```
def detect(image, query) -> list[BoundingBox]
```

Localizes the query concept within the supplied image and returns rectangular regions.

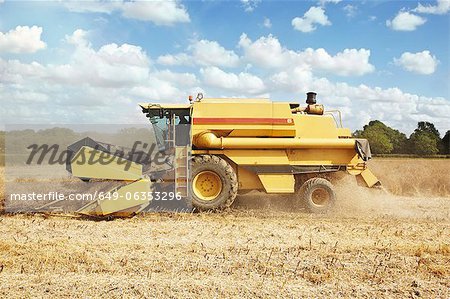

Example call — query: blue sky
[0,0,449,134]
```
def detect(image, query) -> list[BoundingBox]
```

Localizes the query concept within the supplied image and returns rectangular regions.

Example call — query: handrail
[324,110,343,128]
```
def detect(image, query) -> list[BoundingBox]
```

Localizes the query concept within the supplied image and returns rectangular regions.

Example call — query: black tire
[298,177,336,213]
[190,155,238,211]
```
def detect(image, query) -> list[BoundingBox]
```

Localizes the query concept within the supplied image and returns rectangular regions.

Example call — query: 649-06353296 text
[8,191,182,202]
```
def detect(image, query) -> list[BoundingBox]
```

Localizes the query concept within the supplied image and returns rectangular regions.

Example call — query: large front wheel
[190,155,238,211]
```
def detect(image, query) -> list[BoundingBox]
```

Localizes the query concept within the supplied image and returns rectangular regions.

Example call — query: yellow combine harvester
[68,92,379,217]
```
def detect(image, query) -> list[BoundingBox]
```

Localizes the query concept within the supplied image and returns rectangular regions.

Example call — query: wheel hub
[311,188,330,207]
[193,171,223,201]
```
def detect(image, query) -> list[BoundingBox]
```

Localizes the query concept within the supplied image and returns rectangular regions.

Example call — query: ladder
[171,112,191,199]
[174,146,190,198]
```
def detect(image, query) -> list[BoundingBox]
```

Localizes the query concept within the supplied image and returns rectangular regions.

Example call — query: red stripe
[193,117,294,125]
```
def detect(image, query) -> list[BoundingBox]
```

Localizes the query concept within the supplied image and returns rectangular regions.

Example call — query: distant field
[0,159,449,298]
[0,166,4,210]
[372,154,450,160]
[370,158,450,197]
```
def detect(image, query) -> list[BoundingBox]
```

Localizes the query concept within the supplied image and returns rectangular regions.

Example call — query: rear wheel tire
[298,177,336,213]
[190,155,238,211]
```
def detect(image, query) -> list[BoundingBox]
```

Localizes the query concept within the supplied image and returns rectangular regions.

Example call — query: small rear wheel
[298,177,336,213]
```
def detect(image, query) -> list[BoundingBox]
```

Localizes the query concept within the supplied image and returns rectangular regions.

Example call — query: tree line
[0,127,154,165]
[354,121,450,156]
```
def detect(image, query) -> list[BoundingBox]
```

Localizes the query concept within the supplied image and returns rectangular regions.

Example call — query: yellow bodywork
[70,146,143,181]
[69,146,151,217]
[359,168,380,188]
[258,174,295,193]
[77,178,152,217]
[186,98,379,192]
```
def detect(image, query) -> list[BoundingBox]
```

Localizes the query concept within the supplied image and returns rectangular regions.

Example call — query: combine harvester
[67,92,379,217]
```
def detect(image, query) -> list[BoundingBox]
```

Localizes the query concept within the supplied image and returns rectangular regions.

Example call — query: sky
[0,0,449,135]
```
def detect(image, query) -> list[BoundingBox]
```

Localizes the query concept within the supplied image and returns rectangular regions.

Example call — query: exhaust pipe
[306,92,317,105]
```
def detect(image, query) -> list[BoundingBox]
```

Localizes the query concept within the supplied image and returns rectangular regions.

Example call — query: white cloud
[241,0,261,12]
[413,0,450,15]
[64,1,120,14]
[263,17,272,28]
[238,34,289,69]
[128,73,200,103]
[0,28,204,124]
[157,39,239,68]
[386,11,426,31]
[47,29,151,87]
[3,44,448,132]
[65,0,190,26]
[156,53,192,66]
[65,29,89,46]
[200,66,265,95]
[343,4,357,18]
[238,33,374,76]
[394,50,439,75]
[1,30,150,88]
[0,26,46,54]
[121,1,190,25]
[191,40,240,67]
[268,66,449,133]
[270,66,315,93]
[318,0,341,6]
[292,6,331,32]
[155,70,198,87]
[301,48,375,76]
[4,90,49,104]
[0,29,448,135]
[95,43,150,68]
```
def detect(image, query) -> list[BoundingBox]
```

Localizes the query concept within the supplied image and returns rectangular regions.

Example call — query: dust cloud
[234,159,450,220]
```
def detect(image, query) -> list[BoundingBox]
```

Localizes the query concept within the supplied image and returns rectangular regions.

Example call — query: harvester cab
[66,92,380,217]
[143,103,192,149]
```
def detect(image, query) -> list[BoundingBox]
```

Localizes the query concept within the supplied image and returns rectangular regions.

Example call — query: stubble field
[0,159,449,298]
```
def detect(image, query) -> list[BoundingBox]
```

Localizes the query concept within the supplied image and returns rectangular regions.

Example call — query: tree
[354,120,407,154]
[409,132,439,155]
[409,122,440,156]
[360,129,393,154]
[442,130,450,155]
[416,121,440,139]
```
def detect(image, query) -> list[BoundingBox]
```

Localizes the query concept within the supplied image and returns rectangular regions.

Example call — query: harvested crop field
[0,159,449,298]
